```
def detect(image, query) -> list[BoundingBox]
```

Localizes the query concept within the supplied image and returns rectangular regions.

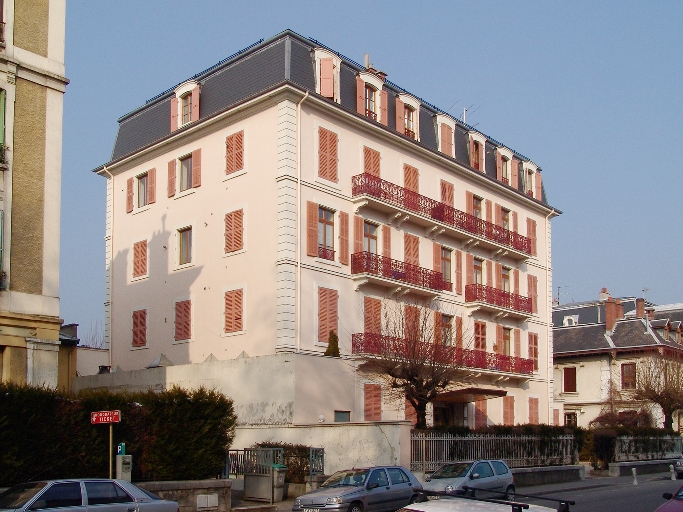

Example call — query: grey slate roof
[553,324,611,353]
[100,30,553,208]
[552,297,654,327]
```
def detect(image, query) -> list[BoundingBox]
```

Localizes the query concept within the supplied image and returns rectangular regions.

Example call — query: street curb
[527,483,613,495]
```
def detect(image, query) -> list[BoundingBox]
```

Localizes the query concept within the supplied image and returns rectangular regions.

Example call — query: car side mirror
[663,493,674,500]
[367,483,379,490]
[470,473,479,480]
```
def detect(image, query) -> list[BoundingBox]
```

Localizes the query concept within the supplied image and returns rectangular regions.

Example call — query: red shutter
[440,181,454,206]
[318,288,329,343]
[379,90,388,126]
[132,309,147,347]
[339,212,349,265]
[512,211,518,233]
[364,296,381,334]
[395,97,404,133]
[226,131,244,175]
[466,191,474,216]
[433,242,441,272]
[191,149,201,188]
[364,147,380,177]
[485,200,492,223]
[404,234,419,266]
[513,269,519,295]
[434,312,443,345]
[486,260,492,287]
[455,250,463,294]
[190,86,200,122]
[225,209,244,253]
[329,289,338,338]
[528,274,538,313]
[170,97,178,131]
[441,124,453,157]
[495,324,503,354]
[514,329,521,357]
[174,300,192,341]
[404,165,419,193]
[535,171,543,201]
[466,253,474,286]
[133,240,147,277]
[494,204,502,227]
[318,127,329,180]
[126,178,134,213]
[356,76,365,115]
[320,58,334,98]
[553,409,560,426]
[148,168,156,204]
[167,160,176,197]
[354,215,364,254]
[503,396,514,426]
[224,289,243,333]
[455,316,463,348]
[382,225,391,258]
[474,399,487,428]
[511,158,519,189]
[405,305,420,340]
[527,218,537,255]
[495,263,502,290]
[364,383,382,421]
[529,397,539,425]
[307,202,318,257]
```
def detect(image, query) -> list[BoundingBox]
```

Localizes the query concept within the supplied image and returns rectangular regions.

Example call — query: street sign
[91,410,121,424]
[117,443,126,455]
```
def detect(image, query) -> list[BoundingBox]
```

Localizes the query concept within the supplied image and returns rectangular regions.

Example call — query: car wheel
[348,502,363,512]
[505,485,515,501]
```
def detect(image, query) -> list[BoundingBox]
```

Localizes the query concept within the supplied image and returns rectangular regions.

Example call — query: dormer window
[181,94,192,125]
[469,132,486,172]
[357,72,387,125]
[395,94,420,141]
[404,106,415,138]
[436,114,455,157]
[365,85,377,120]
[501,157,509,184]
[171,80,200,131]
[525,170,534,196]
[472,141,481,170]
[315,49,341,102]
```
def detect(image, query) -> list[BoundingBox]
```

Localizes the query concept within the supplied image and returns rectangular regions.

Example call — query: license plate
[303,509,320,512]
[427,496,440,501]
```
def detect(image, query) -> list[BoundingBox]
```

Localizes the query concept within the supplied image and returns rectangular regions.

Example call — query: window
[334,410,351,422]
[565,412,578,426]
[132,309,147,348]
[225,130,244,175]
[473,258,483,285]
[133,240,148,278]
[318,287,338,343]
[85,482,132,505]
[363,146,380,177]
[29,483,82,510]
[178,227,192,265]
[367,469,389,487]
[404,106,415,139]
[441,315,453,346]
[501,328,511,356]
[472,462,494,479]
[501,267,510,293]
[364,222,378,254]
[563,316,578,326]
[472,141,481,170]
[224,209,244,254]
[621,362,636,390]
[387,468,411,484]
[491,461,509,475]
[473,197,483,219]
[474,321,486,351]
[174,299,192,341]
[441,247,452,284]
[365,85,377,120]
[529,333,539,370]
[364,383,382,421]
[224,289,243,334]
[318,127,338,182]
[501,157,509,184]
[564,367,577,393]
[501,208,510,231]
[528,397,539,424]
[179,155,193,191]
[181,94,192,125]
[318,208,334,260]
[137,173,148,207]
[525,170,534,196]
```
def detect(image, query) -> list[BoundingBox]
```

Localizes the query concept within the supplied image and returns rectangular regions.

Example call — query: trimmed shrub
[324,331,340,357]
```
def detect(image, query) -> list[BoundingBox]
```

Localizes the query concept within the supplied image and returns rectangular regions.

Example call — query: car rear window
[29,482,82,510]
[0,482,48,509]
[85,482,133,505]
[387,468,410,484]
[491,461,509,475]
[430,463,472,479]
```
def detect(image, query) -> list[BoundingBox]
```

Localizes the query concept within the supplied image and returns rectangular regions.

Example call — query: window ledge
[221,330,246,338]
[131,346,148,351]
[174,262,195,272]
[133,205,151,215]
[174,189,196,200]
[223,169,247,181]
[314,341,330,348]
[561,392,579,396]
[224,248,247,258]
[173,338,192,345]
[315,257,341,268]
[131,275,148,283]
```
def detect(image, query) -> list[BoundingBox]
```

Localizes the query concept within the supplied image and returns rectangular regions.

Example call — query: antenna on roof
[556,285,569,306]
[642,287,649,300]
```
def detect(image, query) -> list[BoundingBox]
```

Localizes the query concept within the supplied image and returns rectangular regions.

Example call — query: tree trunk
[414,401,428,430]
[664,410,674,431]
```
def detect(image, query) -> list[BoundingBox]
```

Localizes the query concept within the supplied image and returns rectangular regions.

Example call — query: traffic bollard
[671,465,676,481]
[632,467,638,485]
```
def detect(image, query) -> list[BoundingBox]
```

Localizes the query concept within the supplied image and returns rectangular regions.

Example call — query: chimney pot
[636,298,645,319]
[645,307,655,321]
[599,288,611,301]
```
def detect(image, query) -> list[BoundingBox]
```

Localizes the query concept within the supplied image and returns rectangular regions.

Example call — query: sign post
[91,410,122,478]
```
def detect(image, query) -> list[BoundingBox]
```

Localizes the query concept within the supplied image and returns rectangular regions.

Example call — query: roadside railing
[615,436,683,462]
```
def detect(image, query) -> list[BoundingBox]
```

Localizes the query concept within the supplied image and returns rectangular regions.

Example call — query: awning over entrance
[434,387,508,403]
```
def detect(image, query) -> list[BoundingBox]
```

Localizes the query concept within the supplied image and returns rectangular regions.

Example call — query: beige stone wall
[11,78,46,295]
[14,0,50,57]
[2,345,26,384]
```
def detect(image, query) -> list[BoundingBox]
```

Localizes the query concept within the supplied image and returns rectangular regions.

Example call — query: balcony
[352,332,535,376]
[318,245,335,261]
[404,128,415,139]
[365,109,377,121]
[465,283,533,319]
[352,173,532,259]
[351,251,451,295]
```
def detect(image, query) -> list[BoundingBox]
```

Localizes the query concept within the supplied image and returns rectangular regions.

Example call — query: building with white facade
[86,31,560,431]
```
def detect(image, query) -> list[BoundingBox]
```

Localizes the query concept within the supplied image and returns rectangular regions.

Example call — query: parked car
[421,460,514,499]
[657,484,683,511]
[0,479,178,512]
[292,466,422,512]
[674,453,683,479]
[397,494,556,512]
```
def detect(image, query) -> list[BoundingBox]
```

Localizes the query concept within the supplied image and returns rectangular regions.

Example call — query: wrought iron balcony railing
[351,251,451,293]
[352,173,532,255]
[352,332,535,375]
[404,128,415,139]
[465,283,533,315]
[318,245,335,261]
[365,109,377,121]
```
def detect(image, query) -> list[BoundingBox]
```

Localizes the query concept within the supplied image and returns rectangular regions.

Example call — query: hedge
[0,383,237,487]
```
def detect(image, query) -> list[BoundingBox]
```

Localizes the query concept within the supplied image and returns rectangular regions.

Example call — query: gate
[229,448,284,503]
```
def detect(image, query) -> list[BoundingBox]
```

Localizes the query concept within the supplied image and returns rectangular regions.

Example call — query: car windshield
[430,463,473,479]
[0,482,48,509]
[321,470,369,487]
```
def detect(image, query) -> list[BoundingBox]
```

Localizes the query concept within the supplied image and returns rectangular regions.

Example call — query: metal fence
[225,447,324,483]
[410,431,575,472]
[615,436,683,462]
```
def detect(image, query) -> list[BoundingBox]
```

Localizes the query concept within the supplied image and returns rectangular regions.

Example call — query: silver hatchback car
[421,460,514,499]
[293,466,423,512]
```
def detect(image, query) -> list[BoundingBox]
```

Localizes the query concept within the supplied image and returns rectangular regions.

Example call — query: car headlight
[326,497,343,505]
[677,461,683,466]
[294,499,301,507]
[445,485,454,492]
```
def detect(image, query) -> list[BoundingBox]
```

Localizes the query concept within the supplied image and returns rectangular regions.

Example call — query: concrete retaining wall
[511,465,585,487]
[608,459,679,477]
[136,480,231,512]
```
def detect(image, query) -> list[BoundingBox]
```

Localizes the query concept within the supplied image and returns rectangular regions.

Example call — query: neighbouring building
[83,30,559,436]
[0,0,71,390]
[553,289,683,429]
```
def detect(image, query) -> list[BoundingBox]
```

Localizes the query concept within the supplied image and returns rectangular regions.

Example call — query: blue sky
[61,1,683,336]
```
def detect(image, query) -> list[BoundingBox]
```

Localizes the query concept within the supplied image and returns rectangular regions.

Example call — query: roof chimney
[364,53,370,69]
[645,307,655,321]
[636,298,645,319]
[599,287,611,301]
[605,298,617,332]
[616,299,624,322]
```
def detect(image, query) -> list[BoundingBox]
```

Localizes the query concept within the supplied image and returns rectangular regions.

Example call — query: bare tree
[632,356,683,430]
[354,297,471,429]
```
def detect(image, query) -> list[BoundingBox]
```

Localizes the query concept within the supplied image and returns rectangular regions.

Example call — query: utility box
[272,464,287,503]
[116,455,132,481]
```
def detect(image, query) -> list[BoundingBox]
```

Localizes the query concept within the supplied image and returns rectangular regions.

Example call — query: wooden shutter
[529,398,539,425]
[564,367,577,393]
[320,58,334,98]
[466,253,474,286]
[553,409,560,426]
[513,269,519,295]
[495,324,503,354]
[486,260,493,287]
[307,202,318,257]
[474,399,487,428]
[405,305,420,340]
[395,97,404,133]
[126,178,134,213]
[512,211,518,233]
[455,250,463,294]
[382,225,391,258]
[527,218,537,255]
[495,263,502,290]
[356,76,365,115]
[528,274,538,313]
[405,400,417,425]
[433,242,441,272]
[455,316,463,348]
[191,148,201,188]
[364,383,382,421]
[224,289,243,333]
[133,240,147,277]
[379,90,388,126]
[170,97,178,131]
[496,151,503,181]
[354,215,364,254]
[440,123,453,157]
[494,204,502,227]
[174,300,191,341]
[132,309,147,347]
[167,160,176,197]
[404,164,419,193]
[465,191,474,216]
[535,171,543,201]
[503,396,515,426]
[318,287,339,343]
[468,135,475,167]
[190,86,200,122]
[339,212,349,265]
[148,168,156,204]
[225,209,244,253]
[514,328,521,357]
[404,234,419,266]
[364,146,380,177]
[434,312,443,344]
[440,180,454,206]
[226,130,244,175]
[485,200,492,223]
[364,296,381,334]
[511,158,520,189]
[318,128,338,182]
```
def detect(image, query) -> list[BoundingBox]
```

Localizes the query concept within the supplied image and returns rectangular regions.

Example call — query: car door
[490,461,513,490]
[85,481,137,512]
[385,468,414,509]
[27,482,85,512]
[469,462,500,492]
[365,469,392,512]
